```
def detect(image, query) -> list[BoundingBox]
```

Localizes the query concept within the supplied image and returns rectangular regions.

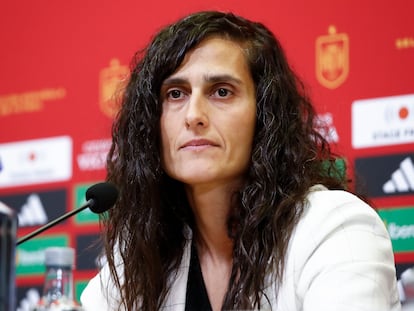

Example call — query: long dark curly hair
[103,10,347,310]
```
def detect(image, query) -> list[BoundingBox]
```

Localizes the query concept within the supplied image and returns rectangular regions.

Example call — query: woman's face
[160,37,256,188]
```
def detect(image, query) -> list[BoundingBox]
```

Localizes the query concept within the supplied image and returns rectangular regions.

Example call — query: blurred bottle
[34,247,83,311]
[0,201,17,311]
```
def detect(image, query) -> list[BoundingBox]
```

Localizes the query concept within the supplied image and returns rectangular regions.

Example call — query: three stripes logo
[383,157,414,194]
[18,194,48,226]
[0,189,67,228]
[355,153,414,197]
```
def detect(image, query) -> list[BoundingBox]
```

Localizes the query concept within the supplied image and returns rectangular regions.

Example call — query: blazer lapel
[160,237,192,311]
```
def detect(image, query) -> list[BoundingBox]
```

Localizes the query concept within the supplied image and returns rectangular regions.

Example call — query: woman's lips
[180,139,218,149]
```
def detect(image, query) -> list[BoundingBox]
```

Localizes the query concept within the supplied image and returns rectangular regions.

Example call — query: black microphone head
[85,182,118,213]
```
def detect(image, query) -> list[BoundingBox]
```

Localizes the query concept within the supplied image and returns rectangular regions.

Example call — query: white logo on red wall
[0,136,72,188]
[352,94,414,148]
[77,138,111,171]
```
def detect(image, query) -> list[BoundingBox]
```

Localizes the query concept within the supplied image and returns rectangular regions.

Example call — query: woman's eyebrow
[204,74,242,85]
[162,74,243,87]
[162,77,188,86]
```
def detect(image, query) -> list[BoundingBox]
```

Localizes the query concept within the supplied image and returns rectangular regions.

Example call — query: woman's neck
[185,182,236,261]
[185,182,236,311]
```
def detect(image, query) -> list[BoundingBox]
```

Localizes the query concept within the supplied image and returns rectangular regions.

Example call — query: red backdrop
[1,0,413,307]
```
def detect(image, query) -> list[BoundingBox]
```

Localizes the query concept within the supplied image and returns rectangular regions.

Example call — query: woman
[81,11,401,311]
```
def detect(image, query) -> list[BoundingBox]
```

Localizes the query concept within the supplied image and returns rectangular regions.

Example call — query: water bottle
[34,247,83,311]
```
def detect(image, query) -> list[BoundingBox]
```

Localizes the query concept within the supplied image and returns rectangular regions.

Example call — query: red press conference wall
[1,0,413,307]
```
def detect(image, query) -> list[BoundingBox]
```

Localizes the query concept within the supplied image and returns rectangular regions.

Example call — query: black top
[185,243,213,311]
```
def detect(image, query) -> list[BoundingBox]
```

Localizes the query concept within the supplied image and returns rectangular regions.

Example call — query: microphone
[16,182,118,246]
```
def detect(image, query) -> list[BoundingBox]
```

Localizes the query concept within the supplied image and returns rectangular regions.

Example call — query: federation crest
[315,26,349,89]
[99,58,129,118]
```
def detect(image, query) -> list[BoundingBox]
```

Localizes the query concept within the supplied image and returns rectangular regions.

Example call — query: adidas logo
[17,194,48,227]
[383,157,414,193]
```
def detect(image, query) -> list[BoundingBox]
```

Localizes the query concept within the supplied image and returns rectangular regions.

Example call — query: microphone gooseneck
[16,182,118,246]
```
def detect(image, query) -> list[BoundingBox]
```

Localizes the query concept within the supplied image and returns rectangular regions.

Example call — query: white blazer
[81,185,401,310]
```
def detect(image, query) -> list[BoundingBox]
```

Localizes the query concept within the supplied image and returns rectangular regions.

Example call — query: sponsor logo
[0,136,72,188]
[0,87,66,117]
[18,194,48,226]
[383,157,414,194]
[315,112,339,143]
[355,153,414,197]
[315,25,349,89]
[0,189,67,228]
[76,138,111,171]
[378,207,414,253]
[74,183,100,224]
[99,58,128,118]
[15,235,69,276]
[352,94,414,148]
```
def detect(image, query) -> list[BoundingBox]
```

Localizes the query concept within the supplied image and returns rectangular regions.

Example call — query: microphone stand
[16,198,94,246]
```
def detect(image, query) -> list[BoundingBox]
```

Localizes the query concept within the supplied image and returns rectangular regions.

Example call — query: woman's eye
[168,89,182,99]
[216,88,230,97]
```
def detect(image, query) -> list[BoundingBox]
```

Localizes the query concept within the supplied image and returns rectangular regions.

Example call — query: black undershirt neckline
[185,242,213,311]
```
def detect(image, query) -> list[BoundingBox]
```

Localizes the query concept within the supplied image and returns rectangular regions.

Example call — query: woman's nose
[185,93,209,129]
